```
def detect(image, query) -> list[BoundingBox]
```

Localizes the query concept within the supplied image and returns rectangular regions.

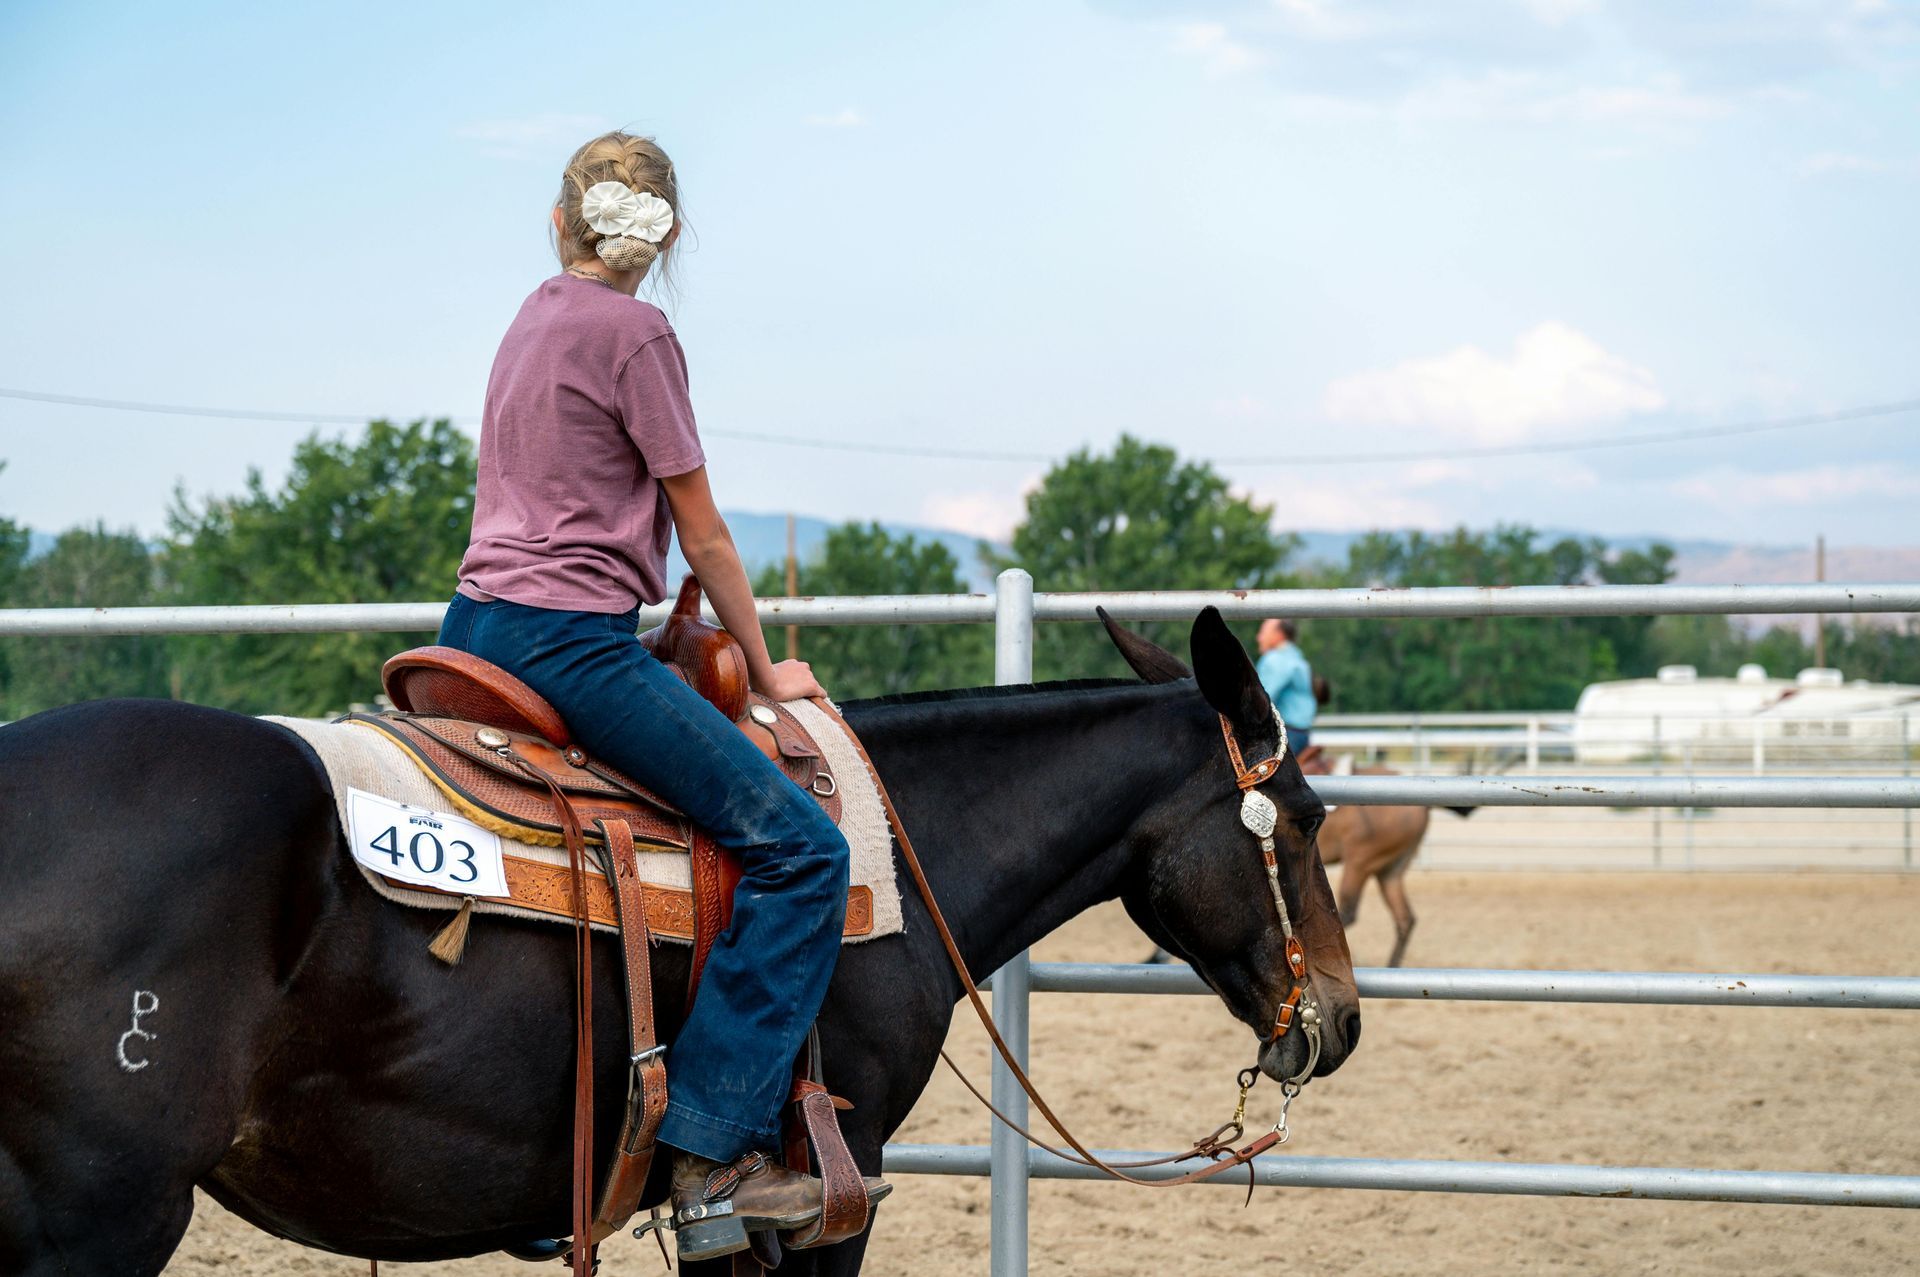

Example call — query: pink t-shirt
[458,274,705,612]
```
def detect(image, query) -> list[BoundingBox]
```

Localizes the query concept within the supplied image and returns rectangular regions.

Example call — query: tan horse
[1298,746,1475,968]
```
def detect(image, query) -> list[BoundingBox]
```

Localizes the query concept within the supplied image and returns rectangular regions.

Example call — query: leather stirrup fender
[590,817,670,1243]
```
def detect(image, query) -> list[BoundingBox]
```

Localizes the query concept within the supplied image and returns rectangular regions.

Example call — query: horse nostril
[1339,1008,1362,1050]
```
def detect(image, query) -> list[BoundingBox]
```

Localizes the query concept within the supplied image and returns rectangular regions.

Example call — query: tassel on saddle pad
[427,896,475,965]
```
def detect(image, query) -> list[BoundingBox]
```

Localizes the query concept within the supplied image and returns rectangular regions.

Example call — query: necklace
[565,266,618,290]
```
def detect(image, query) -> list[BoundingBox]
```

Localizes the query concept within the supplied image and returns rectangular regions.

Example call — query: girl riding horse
[440,130,887,1261]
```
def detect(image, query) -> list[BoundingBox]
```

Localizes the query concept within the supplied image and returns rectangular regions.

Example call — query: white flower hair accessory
[580,181,674,244]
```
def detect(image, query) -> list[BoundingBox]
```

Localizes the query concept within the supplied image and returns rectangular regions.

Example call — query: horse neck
[845,681,1201,981]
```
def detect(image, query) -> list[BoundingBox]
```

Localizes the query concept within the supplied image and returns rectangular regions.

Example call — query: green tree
[754,522,991,697]
[165,419,475,715]
[0,466,28,605]
[1645,614,1753,675]
[988,435,1296,679]
[1825,619,1920,684]
[0,524,170,717]
[0,470,29,705]
[1303,526,1677,712]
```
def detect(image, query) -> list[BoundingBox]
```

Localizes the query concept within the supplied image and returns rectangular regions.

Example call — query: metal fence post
[1651,716,1663,869]
[1904,715,1913,870]
[1682,742,1695,868]
[990,569,1034,1277]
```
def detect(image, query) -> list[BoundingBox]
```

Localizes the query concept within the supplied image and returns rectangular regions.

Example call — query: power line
[1219,398,1920,465]
[1,385,1914,468]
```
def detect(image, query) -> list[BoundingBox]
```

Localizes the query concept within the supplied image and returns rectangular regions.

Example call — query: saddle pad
[266,706,903,946]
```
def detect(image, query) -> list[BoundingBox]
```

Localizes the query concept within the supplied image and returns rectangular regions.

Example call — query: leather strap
[805,698,1285,1187]
[505,755,598,1273]
[688,830,741,999]
[590,818,670,1243]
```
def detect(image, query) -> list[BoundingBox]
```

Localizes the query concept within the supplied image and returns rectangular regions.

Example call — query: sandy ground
[165,873,1920,1276]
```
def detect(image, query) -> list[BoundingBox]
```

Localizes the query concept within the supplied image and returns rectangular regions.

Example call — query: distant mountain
[1287,528,1803,572]
[14,516,1914,602]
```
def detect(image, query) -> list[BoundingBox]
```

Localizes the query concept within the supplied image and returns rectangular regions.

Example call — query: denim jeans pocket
[438,593,479,650]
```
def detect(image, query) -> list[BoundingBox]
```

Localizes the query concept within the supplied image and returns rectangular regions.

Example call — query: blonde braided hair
[554,132,681,278]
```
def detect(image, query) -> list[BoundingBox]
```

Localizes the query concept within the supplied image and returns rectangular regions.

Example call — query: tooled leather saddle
[362,575,871,1270]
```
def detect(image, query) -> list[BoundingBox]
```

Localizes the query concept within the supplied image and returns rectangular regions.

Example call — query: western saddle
[363,576,869,1271]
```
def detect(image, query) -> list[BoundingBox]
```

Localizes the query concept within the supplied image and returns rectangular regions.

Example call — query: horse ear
[1189,606,1272,728]
[1097,606,1191,683]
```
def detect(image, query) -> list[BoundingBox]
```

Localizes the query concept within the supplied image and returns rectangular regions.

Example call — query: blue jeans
[439,593,851,1162]
[1287,725,1312,754]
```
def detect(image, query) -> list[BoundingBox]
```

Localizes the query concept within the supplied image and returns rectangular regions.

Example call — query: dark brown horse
[0,609,1359,1275]
[1298,746,1475,968]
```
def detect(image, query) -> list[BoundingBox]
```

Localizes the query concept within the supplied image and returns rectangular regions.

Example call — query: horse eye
[1298,814,1325,840]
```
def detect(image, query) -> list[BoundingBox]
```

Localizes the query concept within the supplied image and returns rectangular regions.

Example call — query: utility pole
[1814,533,1827,669]
[785,512,800,662]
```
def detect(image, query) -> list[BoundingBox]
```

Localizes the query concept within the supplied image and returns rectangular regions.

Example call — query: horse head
[1099,606,1362,1083]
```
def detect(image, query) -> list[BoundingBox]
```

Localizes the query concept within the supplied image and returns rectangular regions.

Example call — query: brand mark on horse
[115,990,159,1073]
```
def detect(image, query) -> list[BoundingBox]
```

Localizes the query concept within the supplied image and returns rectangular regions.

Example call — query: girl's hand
[757,659,828,704]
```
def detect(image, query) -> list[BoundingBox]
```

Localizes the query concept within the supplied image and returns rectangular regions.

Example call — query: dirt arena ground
[166,873,1920,1276]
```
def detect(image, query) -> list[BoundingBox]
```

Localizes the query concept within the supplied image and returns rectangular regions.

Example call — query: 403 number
[366,825,481,884]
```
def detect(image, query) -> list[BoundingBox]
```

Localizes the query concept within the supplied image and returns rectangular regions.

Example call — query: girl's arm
[660,466,826,703]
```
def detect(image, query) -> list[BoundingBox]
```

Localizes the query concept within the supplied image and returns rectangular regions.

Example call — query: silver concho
[749,704,779,727]
[1239,789,1278,838]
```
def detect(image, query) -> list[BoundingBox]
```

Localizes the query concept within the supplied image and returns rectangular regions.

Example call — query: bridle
[1219,710,1323,1109]
[807,698,1330,1189]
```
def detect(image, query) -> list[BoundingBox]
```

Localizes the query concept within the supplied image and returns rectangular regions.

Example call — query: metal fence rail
[7,573,1919,1274]
[1308,775,1920,807]
[1005,963,1920,1009]
[3,580,1918,636]
[883,1144,1920,1208]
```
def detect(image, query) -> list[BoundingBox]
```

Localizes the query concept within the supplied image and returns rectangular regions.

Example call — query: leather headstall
[1218,711,1322,1082]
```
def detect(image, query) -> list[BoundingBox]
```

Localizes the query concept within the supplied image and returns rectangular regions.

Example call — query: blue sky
[2,0,1916,551]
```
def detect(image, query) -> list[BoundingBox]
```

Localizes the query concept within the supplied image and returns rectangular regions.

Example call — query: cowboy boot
[669,1150,890,1259]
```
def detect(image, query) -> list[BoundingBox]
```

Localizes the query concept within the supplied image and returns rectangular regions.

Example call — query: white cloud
[1403,459,1476,487]
[1518,0,1599,26]
[1256,466,1457,532]
[921,482,1038,542]
[1547,462,1601,490]
[1322,321,1666,443]
[1172,23,1266,78]
[456,113,612,159]
[1267,0,1374,41]
[804,108,866,128]
[1799,151,1914,178]
[1672,463,1920,510]
[1397,71,1734,127]
[1212,393,1267,420]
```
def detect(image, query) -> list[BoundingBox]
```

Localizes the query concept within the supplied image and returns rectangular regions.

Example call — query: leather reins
[811,698,1323,1186]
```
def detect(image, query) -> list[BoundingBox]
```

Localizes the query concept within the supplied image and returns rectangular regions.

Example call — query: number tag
[346,788,508,897]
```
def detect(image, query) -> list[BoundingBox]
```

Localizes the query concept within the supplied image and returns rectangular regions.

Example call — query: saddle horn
[639,574,751,723]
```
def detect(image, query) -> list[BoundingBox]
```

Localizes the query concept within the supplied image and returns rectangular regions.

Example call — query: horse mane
[843,677,1147,711]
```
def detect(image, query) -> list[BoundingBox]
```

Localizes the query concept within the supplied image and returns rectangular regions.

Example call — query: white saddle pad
[266,704,903,946]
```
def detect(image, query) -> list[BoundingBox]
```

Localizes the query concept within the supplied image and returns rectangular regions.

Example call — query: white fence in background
[5,577,1920,1275]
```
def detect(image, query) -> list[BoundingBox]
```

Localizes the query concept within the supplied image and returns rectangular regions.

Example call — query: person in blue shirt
[1255,617,1316,751]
